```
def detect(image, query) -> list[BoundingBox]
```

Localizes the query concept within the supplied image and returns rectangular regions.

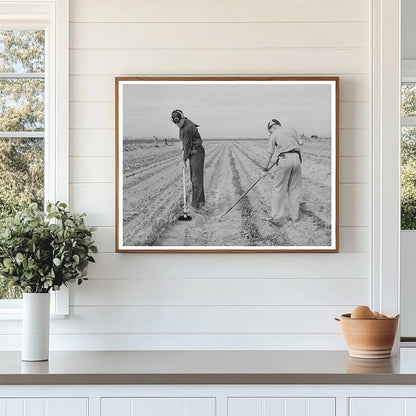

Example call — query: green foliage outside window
[402,84,416,230]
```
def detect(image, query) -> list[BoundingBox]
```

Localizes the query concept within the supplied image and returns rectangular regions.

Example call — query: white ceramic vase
[22,292,50,361]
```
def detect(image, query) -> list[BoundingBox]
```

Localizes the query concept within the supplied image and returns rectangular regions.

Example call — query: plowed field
[122,138,332,248]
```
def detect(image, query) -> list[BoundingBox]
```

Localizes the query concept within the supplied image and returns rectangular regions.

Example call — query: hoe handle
[182,165,187,213]
[221,158,279,217]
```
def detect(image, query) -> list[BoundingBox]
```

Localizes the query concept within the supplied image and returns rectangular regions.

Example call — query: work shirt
[180,118,202,161]
[267,126,300,156]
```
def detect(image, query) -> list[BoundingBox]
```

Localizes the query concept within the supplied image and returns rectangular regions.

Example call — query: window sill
[0,287,69,317]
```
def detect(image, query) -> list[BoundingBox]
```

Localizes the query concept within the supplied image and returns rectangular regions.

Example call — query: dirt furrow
[123,143,222,218]
[121,139,333,248]
[231,144,290,246]
[153,143,245,246]
[123,143,225,246]
[123,144,222,191]
[227,145,262,244]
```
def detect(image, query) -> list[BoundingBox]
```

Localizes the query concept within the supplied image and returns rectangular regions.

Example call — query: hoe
[178,164,192,221]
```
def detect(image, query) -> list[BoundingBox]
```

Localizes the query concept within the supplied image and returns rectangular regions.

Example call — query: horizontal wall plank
[69,74,369,103]
[69,128,370,158]
[70,22,369,50]
[59,306,351,334]
[339,227,369,253]
[69,102,368,130]
[70,76,115,102]
[0,333,347,351]
[339,129,369,157]
[70,129,115,157]
[340,76,369,102]
[70,0,369,23]
[92,226,369,254]
[70,49,369,75]
[339,102,369,129]
[71,278,368,306]
[0,305,352,335]
[339,183,369,227]
[69,183,114,226]
[70,103,113,129]
[339,156,369,183]
[70,156,115,183]
[92,227,115,253]
[86,252,369,279]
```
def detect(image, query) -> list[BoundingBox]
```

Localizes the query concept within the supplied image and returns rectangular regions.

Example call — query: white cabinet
[101,398,215,416]
[5,385,416,416]
[228,397,335,416]
[0,398,88,416]
[349,398,416,416]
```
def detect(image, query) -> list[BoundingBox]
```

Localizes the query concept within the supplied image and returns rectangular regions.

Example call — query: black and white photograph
[116,77,338,252]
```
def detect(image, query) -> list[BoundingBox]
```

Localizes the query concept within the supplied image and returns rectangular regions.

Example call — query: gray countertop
[2,349,416,385]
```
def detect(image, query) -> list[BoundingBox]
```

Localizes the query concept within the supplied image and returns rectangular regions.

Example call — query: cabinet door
[0,398,88,416]
[350,398,416,416]
[101,398,215,416]
[228,398,335,416]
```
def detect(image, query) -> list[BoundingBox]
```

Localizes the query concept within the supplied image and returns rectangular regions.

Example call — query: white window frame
[0,0,69,317]
[371,0,401,327]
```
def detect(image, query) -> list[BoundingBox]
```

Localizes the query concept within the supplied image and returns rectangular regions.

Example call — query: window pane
[0,137,44,217]
[0,138,44,300]
[401,127,416,230]
[402,83,416,117]
[0,78,44,131]
[0,30,45,73]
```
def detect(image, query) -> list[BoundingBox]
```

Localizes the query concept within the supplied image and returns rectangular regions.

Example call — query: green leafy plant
[0,202,97,293]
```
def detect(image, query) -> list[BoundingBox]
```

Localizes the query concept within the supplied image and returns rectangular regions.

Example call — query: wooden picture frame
[115,77,339,253]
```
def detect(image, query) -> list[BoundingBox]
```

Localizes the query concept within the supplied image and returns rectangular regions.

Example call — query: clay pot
[336,313,399,359]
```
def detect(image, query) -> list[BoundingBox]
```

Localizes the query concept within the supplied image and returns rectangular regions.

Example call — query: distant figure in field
[154,136,158,147]
[262,119,303,225]
[171,109,205,210]
[165,138,168,146]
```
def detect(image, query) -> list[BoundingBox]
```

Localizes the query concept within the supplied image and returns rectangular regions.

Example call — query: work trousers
[271,153,302,221]
[189,145,205,207]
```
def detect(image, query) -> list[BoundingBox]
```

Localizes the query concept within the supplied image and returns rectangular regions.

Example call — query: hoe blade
[178,214,192,221]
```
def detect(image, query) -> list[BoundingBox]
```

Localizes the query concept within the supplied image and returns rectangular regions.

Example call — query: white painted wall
[1,0,374,350]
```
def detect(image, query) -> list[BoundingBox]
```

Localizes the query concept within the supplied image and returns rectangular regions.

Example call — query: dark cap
[267,119,281,129]
[171,109,184,123]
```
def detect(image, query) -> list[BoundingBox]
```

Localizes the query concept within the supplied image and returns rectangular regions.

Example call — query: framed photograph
[115,77,339,253]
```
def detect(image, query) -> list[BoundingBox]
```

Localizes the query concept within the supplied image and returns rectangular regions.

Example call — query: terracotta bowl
[337,313,399,359]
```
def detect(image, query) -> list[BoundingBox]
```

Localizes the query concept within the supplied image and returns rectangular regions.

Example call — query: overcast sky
[122,82,333,139]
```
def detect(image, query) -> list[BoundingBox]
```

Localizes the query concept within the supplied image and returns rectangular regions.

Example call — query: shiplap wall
[57,0,371,350]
